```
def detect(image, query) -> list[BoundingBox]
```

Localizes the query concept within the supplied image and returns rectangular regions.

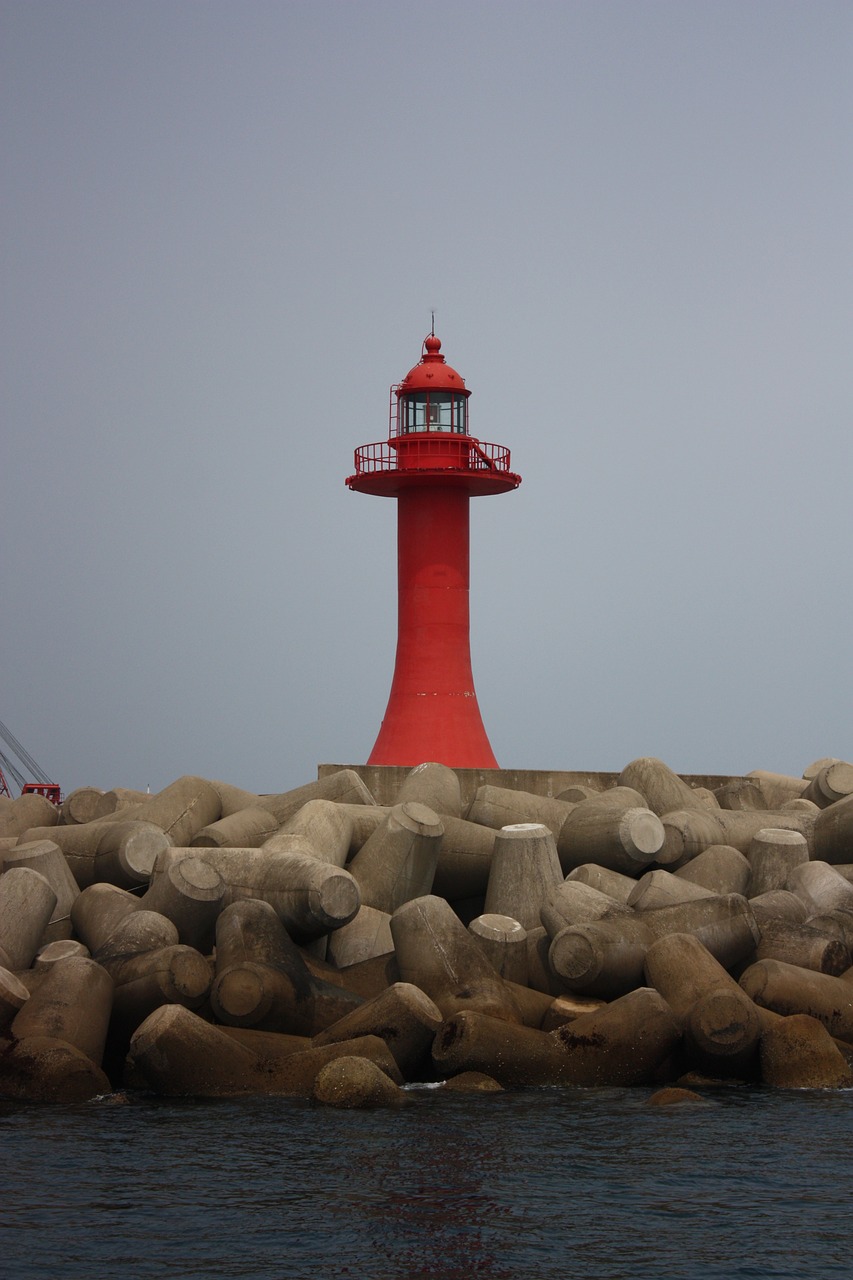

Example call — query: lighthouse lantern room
[346,331,521,768]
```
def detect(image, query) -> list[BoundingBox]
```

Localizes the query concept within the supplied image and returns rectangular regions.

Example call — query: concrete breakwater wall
[1,756,853,1106]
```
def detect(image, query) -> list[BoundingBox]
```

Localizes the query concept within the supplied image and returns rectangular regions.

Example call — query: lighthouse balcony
[349,435,515,478]
[346,434,521,496]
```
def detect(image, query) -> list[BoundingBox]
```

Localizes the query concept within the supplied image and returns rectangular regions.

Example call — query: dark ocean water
[1,1084,851,1280]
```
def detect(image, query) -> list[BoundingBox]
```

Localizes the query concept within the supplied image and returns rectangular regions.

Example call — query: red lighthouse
[346,331,521,768]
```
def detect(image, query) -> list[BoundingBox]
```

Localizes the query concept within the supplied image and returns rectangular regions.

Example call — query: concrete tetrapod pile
[2,757,853,1105]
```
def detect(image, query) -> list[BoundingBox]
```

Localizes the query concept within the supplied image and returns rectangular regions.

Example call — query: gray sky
[2,1,850,796]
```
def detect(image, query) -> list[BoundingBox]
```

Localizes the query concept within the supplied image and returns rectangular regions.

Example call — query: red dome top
[397,334,470,396]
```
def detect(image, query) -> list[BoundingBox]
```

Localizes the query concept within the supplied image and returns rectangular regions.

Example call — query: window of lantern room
[399,393,467,434]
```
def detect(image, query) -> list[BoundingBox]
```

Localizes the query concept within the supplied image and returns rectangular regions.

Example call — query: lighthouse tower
[346,331,521,768]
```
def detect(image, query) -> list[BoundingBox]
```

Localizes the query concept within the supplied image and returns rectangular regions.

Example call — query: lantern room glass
[399,392,467,434]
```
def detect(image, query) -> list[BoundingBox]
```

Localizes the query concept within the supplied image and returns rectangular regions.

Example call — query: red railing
[352,437,514,476]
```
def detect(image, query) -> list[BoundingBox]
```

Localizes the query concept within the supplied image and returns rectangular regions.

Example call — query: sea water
[1,1085,851,1279]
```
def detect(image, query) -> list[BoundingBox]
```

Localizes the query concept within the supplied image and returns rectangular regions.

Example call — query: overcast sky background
[2,1,850,796]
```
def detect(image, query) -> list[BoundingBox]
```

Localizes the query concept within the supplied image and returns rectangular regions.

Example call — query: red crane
[346,330,521,768]
[0,719,62,805]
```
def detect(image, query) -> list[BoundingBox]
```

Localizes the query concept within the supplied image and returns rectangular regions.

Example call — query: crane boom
[0,719,53,783]
[0,719,61,804]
